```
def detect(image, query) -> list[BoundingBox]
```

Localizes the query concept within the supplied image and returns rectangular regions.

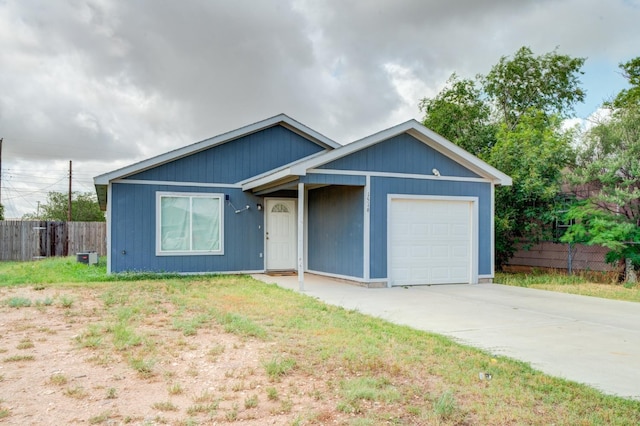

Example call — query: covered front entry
[265,198,297,270]
[388,196,477,286]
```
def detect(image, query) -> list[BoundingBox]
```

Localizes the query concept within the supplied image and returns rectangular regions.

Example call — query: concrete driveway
[253,274,640,400]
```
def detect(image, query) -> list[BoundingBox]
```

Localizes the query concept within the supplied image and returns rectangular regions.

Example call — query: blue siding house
[94,114,511,286]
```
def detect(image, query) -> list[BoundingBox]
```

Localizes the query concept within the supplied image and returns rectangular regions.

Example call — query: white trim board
[155,191,225,257]
[307,168,492,183]
[290,120,511,185]
[106,183,113,274]
[363,175,371,281]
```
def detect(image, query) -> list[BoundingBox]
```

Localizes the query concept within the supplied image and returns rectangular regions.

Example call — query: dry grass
[0,258,639,424]
[496,270,640,302]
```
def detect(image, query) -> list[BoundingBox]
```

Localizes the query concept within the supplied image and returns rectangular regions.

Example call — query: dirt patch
[0,287,345,425]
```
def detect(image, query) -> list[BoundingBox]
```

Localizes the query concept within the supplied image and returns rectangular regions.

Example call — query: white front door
[266,199,297,270]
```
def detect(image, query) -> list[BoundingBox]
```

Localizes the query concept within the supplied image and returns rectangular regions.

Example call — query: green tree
[562,59,640,271]
[491,111,576,265]
[419,73,497,158]
[0,203,4,220]
[23,191,105,222]
[611,57,640,108]
[483,46,586,129]
[420,46,585,267]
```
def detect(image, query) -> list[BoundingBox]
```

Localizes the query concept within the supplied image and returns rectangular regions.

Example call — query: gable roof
[242,119,512,191]
[94,114,340,208]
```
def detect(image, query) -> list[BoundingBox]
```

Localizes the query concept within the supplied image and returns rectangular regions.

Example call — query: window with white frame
[156,192,223,255]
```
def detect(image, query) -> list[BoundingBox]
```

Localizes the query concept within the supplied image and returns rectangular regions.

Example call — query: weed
[35,297,54,307]
[207,343,225,360]
[59,295,74,308]
[309,388,323,401]
[193,390,217,404]
[187,402,218,415]
[279,398,293,413]
[16,339,34,350]
[0,407,10,419]
[0,374,4,382]
[225,403,239,421]
[48,373,68,386]
[3,355,35,363]
[7,297,31,308]
[106,387,117,399]
[218,312,267,338]
[77,324,104,348]
[433,390,457,420]
[263,356,296,381]
[266,387,279,401]
[338,376,401,414]
[112,322,142,350]
[152,401,178,411]
[244,394,258,409]
[64,386,88,399]
[130,358,156,378]
[88,411,112,424]
[173,313,211,336]
[168,383,183,395]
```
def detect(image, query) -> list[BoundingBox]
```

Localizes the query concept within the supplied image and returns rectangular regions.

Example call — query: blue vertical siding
[126,125,327,183]
[319,133,481,178]
[368,177,492,279]
[110,182,264,273]
[308,186,364,278]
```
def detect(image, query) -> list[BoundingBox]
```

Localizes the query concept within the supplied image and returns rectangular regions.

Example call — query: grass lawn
[496,270,640,303]
[0,257,639,425]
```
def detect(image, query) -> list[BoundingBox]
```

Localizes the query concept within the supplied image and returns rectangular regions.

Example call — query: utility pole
[68,160,72,222]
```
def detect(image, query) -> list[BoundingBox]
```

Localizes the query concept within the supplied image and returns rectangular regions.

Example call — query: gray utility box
[77,252,98,265]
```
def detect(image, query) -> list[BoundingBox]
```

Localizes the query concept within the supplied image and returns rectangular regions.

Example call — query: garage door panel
[432,224,449,236]
[451,224,469,236]
[410,245,429,258]
[390,198,473,286]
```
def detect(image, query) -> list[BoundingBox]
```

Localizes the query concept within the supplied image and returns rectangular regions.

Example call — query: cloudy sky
[1,0,638,218]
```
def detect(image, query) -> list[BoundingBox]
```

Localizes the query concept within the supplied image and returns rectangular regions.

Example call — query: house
[94,114,511,287]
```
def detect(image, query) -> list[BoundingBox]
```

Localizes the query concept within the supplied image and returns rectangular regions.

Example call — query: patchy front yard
[1,283,329,425]
[1,259,639,425]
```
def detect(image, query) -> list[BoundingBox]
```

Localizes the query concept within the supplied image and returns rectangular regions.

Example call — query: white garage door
[389,198,474,286]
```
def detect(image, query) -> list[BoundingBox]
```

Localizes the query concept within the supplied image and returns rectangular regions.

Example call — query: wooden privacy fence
[0,221,106,261]
[507,241,617,273]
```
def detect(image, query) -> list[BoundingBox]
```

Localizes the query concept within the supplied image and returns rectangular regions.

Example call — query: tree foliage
[23,191,105,222]
[483,46,585,129]
[563,57,640,268]
[419,74,496,158]
[491,111,576,265]
[0,203,4,220]
[420,46,585,267]
[610,57,640,109]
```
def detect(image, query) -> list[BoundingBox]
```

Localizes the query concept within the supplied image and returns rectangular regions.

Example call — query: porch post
[297,182,305,291]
